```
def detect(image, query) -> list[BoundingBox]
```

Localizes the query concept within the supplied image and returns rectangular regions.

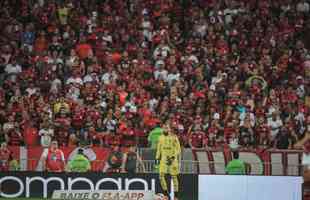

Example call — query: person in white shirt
[239,112,255,127]
[103,110,117,133]
[66,84,81,102]
[149,98,159,112]
[267,112,283,140]
[83,73,99,83]
[3,115,17,134]
[66,76,83,86]
[153,42,171,60]
[193,19,207,37]
[101,70,118,85]
[141,15,153,41]
[25,82,39,97]
[181,54,199,65]
[65,49,79,68]
[167,67,180,86]
[267,103,280,118]
[154,61,168,81]
[102,30,113,44]
[121,101,137,113]
[296,76,305,98]
[211,71,226,85]
[50,78,62,94]
[281,3,292,12]
[39,123,54,147]
[47,51,63,66]
[5,59,22,82]
[297,0,310,13]
[5,58,22,74]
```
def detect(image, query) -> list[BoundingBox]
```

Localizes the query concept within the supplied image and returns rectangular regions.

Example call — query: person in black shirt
[122,145,145,174]
[103,142,123,173]
[274,126,297,149]
[0,126,6,146]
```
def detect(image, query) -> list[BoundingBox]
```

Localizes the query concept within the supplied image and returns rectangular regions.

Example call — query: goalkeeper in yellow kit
[156,123,181,200]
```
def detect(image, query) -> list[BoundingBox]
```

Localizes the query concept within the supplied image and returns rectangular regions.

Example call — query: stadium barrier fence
[14,158,302,175]
[6,146,305,175]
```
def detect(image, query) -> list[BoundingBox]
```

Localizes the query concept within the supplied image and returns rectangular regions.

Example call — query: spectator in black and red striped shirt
[7,127,22,146]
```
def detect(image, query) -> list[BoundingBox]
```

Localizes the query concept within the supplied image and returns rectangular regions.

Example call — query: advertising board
[198,175,303,200]
[0,172,198,200]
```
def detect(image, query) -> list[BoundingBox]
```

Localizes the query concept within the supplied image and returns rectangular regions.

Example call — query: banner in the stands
[192,149,303,175]
[8,146,303,175]
[8,146,110,171]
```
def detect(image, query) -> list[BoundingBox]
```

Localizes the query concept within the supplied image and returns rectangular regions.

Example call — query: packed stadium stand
[0,0,309,199]
[0,0,308,151]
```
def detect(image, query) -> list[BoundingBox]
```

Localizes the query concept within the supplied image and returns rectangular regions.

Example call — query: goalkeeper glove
[166,156,175,166]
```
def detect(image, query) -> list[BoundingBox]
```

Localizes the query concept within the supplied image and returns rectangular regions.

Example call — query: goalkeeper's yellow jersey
[156,134,181,160]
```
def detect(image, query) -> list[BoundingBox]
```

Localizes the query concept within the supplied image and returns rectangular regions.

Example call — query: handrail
[10,158,304,175]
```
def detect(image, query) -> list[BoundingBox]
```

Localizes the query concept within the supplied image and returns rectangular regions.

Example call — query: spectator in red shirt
[7,128,22,146]
[224,122,237,144]
[42,141,65,172]
[0,142,10,171]
[75,37,93,60]
[189,130,206,148]
[23,121,38,146]
[255,117,271,148]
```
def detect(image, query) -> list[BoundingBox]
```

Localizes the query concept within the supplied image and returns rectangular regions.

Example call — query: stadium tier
[0,0,308,151]
[0,0,309,199]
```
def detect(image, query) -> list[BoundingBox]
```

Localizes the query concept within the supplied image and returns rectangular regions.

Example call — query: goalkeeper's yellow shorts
[159,159,179,175]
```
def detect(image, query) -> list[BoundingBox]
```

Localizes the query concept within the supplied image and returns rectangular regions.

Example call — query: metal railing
[138,160,303,175]
[11,158,303,176]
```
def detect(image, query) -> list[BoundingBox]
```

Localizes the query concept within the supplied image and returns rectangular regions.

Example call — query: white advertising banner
[52,190,155,200]
[199,175,303,200]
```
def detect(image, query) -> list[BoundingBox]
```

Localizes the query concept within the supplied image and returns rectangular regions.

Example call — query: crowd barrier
[1,146,305,200]
[7,146,304,175]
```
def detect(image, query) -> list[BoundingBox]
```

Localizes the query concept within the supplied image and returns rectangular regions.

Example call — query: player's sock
[160,173,168,191]
[174,192,179,200]
[174,191,179,198]
[172,175,179,194]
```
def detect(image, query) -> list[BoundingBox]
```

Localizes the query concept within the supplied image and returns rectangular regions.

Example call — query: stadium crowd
[0,0,309,153]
